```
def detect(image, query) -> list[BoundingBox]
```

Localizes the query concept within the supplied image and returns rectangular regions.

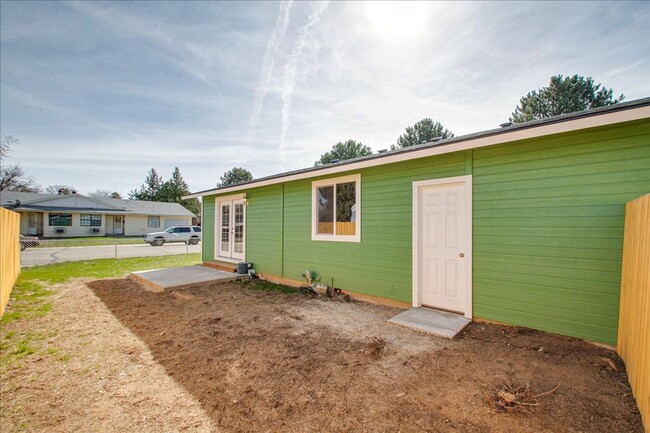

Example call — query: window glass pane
[180,227,191,233]
[49,213,72,226]
[234,203,244,253]
[221,205,230,251]
[336,182,356,236]
[317,185,334,234]
[193,226,201,232]
[81,214,102,227]
[148,216,160,228]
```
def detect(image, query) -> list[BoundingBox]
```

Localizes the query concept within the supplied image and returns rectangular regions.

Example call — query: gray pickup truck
[144,226,201,246]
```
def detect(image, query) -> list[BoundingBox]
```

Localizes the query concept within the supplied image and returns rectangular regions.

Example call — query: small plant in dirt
[485,378,559,414]
[367,337,388,360]
[297,271,351,301]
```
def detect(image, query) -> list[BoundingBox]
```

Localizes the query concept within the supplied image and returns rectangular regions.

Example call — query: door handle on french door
[459,253,465,258]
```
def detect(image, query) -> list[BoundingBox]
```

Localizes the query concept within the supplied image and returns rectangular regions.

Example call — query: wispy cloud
[248,0,293,128]
[0,83,140,138]
[278,1,330,167]
[64,1,221,87]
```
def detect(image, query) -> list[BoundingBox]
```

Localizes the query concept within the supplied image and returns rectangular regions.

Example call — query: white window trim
[147,215,161,228]
[311,174,361,243]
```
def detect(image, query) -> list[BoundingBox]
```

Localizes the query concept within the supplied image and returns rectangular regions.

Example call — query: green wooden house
[186,98,650,346]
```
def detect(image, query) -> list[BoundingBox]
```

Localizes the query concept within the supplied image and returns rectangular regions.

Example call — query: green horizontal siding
[472,119,650,345]
[245,184,283,276]
[201,196,215,261]
[202,118,650,345]
[281,152,467,304]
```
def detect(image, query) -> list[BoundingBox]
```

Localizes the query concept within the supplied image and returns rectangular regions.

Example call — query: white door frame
[412,175,473,319]
[27,212,38,235]
[214,193,246,262]
[113,215,124,235]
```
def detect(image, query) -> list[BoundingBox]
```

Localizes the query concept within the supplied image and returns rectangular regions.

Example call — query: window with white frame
[312,174,360,242]
[80,214,101,227]
[48,213,72,226]
[148,216,160,228]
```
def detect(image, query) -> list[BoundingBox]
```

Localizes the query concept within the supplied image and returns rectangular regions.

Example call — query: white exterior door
[28,213,38,235]
[413,176,472,317]
[113,216,124,235]
[217,199,245,261]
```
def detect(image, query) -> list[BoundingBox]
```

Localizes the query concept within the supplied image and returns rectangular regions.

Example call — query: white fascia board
[184,105,650,199]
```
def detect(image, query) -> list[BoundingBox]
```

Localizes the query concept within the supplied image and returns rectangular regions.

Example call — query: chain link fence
[20,237,201,267]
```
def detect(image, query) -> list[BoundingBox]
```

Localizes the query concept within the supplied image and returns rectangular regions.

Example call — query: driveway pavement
[21,243,201,267]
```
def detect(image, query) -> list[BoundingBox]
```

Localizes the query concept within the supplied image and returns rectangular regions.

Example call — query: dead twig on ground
[486,380,559,414]
[529,384,560,399]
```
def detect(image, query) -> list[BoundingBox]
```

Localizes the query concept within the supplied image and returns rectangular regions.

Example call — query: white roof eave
[183,103,650,199]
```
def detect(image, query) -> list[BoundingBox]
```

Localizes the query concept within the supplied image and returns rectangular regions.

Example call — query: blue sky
[1,1,648,195]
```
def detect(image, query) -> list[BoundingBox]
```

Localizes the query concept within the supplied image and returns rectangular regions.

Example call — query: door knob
[459,253,465,258]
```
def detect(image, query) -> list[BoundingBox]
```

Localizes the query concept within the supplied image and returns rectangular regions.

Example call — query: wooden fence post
[617,193,650,431]
[1,207,21,316]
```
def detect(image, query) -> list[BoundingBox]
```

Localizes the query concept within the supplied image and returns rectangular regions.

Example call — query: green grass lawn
[2,253,201,325]
[1,254,201,371]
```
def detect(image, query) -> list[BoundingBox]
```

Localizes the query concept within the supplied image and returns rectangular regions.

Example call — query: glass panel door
[220,203,231,255]
[233,201,245,259]
[217,199,245,260]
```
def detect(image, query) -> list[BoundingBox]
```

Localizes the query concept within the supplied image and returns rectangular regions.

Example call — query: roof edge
[184,97,650,199]
[18,192,125,210]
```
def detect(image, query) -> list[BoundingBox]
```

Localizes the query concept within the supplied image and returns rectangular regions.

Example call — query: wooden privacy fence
[1,207,21,316]
[617,193,650,432]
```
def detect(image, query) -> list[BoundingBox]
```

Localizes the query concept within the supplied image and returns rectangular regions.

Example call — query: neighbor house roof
[0,191,195,217]
[185,97,650,199]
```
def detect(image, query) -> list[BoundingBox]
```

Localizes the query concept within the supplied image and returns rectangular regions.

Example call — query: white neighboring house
[0,191,195,237]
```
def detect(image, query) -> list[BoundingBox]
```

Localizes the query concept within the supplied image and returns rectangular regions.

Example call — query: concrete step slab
[388,307,470,339]
[129,265,244,292]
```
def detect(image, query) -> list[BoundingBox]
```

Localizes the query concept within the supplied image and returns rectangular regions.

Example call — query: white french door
[217,199,245,260]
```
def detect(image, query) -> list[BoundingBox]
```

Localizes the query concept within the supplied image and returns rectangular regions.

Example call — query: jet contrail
[248,0,293,128]
[278,1,330,168]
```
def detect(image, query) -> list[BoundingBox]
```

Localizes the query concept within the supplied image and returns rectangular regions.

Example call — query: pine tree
[217,167,253,187]
[314,140,372,166]
[160,167,200,215]
[129,168,163,201]
[511,74,624,123]
[392,119,454,150]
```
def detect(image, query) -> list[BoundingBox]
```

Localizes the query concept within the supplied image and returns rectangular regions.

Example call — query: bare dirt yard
[1,278,643,433]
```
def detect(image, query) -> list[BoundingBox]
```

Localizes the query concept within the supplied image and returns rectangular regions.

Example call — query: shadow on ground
[88,278,644,433]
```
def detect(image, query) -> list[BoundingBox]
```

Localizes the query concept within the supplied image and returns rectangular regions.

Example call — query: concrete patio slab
[388,307,471,339]
[129,265,244,292]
